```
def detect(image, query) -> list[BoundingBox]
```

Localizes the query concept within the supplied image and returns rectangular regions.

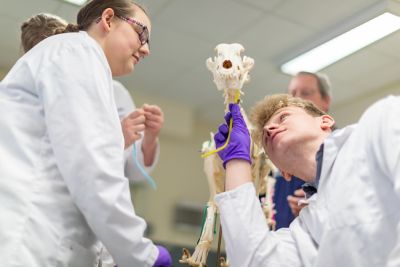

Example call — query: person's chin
[128,63,135,73]
[128,58,136,72]
[123,63,135,76]
[112,65,134,77]
[273,138,291,157]
[271,133,285,150]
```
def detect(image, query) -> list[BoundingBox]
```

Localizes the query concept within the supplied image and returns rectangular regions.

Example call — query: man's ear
[281,170,293,181]
[99,8,115,31]
[320,114,335,131]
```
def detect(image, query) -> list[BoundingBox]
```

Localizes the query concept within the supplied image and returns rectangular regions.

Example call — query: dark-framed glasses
[117,15,149,45]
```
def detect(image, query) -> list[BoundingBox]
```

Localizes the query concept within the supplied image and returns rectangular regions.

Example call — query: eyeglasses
[117,15,149,46]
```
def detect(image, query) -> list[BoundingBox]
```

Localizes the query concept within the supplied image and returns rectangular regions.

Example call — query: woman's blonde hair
[250,94,331,147]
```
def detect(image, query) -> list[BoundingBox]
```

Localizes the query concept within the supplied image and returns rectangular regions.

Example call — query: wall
[0,69,6,80]
[331,82,400,127]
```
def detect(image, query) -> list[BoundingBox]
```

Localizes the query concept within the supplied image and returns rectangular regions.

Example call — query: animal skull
[206,43,254,91]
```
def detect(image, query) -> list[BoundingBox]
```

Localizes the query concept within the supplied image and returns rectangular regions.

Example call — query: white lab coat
[97,81,160,266]
[0,31,157,267]
[215,95,400,267]
[113,80,159,183]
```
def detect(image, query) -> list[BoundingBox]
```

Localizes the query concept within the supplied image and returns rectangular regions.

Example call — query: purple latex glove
[153,245,172,267]
[214,103,251,168]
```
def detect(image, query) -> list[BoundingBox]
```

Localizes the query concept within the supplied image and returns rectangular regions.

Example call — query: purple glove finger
[229,102,241,114]
[214,123,229,148]
[218,123,229,136]
[229,103,245,125]
[153,245,172,267]
[224,110,232,125]
[214,132,226,144]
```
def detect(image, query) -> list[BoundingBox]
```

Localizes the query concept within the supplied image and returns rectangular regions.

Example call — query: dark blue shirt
[273,175,304,229]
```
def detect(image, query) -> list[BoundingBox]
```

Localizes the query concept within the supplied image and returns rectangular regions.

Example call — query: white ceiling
[1,0,400,123]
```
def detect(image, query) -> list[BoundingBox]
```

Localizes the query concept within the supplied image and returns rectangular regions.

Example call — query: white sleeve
[113,80,159,183]
[215,183,302,267]
[366,95,400,183]
[365,96,400,266]
[113,80,136,120]
[39,44,157,267]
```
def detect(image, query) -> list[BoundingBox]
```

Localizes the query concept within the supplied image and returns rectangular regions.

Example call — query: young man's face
[262,106,328,178]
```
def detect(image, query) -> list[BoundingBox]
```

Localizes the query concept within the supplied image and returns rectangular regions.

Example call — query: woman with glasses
[0,1,171,267]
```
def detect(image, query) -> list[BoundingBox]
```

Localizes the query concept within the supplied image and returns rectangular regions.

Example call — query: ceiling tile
[119,25,213,97]
[139,0,172,18]
[154,0,263,42]
[230,0,284,12]
[243,60,290,98]
[234,14,313,62]
[328,81,362,104]
[353,60,400,94]
[369,30,400,60]
[324,48,396,85]
[0,0,61,21]
[164,64,220,105]
[54,2,80,23]
[274,0,382,31]
[326,58,400,106]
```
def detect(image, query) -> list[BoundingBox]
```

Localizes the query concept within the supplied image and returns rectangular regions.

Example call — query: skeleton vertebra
[180,44,275,267]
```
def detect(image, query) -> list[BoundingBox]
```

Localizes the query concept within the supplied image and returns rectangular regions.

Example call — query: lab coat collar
[302,143,324,198]
[318,124,357,189]
[302,125,356,198]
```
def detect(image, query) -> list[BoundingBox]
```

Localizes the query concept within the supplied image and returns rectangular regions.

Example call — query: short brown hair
[21,13,67,53]
[250,94,332,147]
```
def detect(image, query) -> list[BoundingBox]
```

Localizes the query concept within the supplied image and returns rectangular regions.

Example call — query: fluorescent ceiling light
[281,12,400,75]
[63,0,86,6]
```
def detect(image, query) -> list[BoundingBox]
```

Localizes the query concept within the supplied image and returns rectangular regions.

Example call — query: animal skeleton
[180,44,276,267]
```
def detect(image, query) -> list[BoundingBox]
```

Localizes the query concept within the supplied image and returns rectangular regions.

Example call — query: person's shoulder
[359,95,399,123]
[32,31,102,58]
[366,95,399,111]
[112,80,130,97]
[113,80,128,93]
[329,124,356,140]
[33,31,79,50]
[29,31,109,72]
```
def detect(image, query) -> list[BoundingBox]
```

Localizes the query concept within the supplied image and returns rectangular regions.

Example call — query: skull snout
[223,60,232,69]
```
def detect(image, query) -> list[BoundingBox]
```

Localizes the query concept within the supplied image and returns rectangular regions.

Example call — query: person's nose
[264,123,278,139]
[139,43,150,57]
